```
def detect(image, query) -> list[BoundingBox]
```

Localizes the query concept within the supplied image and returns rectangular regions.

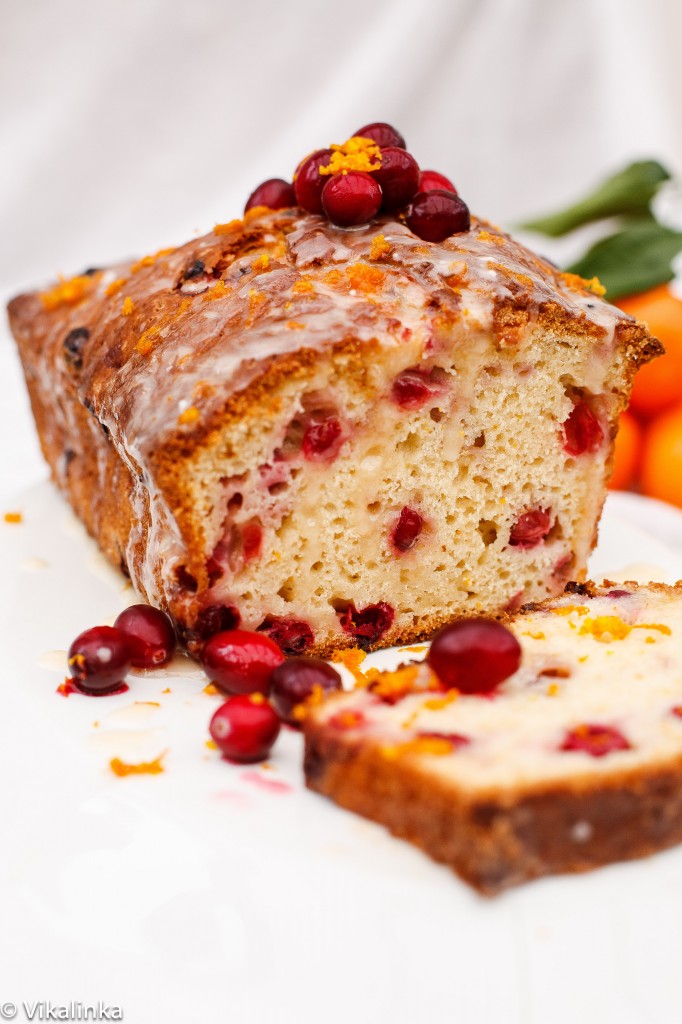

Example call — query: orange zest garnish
[40,273,97,311]
[319,136,382,176]
[331,647,367,685]
[214,218,243,236]
[369,234,391,261]
[177,405,200,426]
[3,511,22,524]
[109,753,166,777]
[130,247,175,274]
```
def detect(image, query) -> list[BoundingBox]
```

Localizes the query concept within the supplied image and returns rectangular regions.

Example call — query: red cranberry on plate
[561,402,604,456]
[419,169,457,194]
[209,694,281,763]
[392,506,423,553]
[245,178,296,213]
[428,619,521,694]
[372,147,420,210]
[114,604,176,668]
[560,723,631,757]
[201,629,285,695]
[68,625,132,695]
[354,122,407,149]
[509,508,552,549]
[270,658,342,725]
[294,149,333,214]
[321,171,383,227]
[405,190,470,242]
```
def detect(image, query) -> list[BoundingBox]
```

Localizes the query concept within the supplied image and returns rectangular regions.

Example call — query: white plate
[1,484,682,1024]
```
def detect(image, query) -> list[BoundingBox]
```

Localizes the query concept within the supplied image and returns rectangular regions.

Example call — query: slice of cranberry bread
[304,581,682,893]
[7,207,658,656]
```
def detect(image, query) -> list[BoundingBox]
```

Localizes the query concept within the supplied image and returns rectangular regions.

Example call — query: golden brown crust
[304,716,682,895]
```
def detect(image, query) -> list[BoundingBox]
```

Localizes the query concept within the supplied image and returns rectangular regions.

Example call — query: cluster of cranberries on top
[67,605,176,695]
[243,121,470,243]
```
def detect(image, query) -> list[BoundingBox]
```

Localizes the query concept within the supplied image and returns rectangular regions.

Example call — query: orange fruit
[640,403,682,507]
[617,285,682,418]
[608,411,642,490]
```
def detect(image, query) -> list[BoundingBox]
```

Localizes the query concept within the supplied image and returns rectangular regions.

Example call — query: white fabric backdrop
[2,0,682,503]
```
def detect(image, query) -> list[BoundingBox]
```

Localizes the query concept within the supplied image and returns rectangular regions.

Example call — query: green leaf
[522,160,670,237]
[567,219,682,300]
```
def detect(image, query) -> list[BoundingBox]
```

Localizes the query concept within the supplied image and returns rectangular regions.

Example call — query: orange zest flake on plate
[109,754,166,777]
[331,647,368,685]
[203,682,220,696]
[40,273,98,311]
[3,511,22,524]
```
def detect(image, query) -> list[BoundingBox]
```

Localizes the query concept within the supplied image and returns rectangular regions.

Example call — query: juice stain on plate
[240,771,293,794]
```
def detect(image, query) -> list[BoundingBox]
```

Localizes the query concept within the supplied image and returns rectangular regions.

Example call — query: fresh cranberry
[193,604,241,641]
[68,625,132,695]
[302,417,343,461]
[391,368,437,409]
[321,171,382,227]
[294,149,333,214]
[245,178,296,213]
[419,170,457,194]
[354,122,406,149]
[372,147,420,210]
[405,190,470,242]
[209,694,281,763]
[339,602,394,648]
[258,617,315,655]
[270,658,342,725]
[509,508,552,549]
[392,507,423,552]
[201,629,284,695]
[114,604,176,668]
[561,402,604,455]
[671,706,682,719]
[427,619,521,694]
[560,724,631,757]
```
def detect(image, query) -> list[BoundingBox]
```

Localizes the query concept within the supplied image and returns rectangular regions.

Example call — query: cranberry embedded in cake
[8,122,661,659]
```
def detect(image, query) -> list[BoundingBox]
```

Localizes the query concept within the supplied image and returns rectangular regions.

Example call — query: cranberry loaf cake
[7,126,659,656]
[305,582,682,894]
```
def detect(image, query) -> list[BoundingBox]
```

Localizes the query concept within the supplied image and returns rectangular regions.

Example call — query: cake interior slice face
[163,316,628,654]
[304,583,682,893]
